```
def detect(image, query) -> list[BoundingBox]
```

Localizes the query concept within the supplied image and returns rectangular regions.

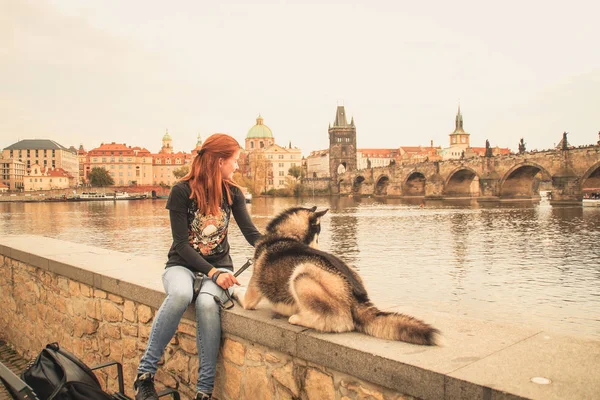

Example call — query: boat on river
[70,192,147,201]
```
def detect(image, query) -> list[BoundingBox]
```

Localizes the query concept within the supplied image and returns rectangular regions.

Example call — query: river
[1,196,599,339]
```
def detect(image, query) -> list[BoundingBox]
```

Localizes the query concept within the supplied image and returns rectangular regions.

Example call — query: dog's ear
[309,206,317,212]
[315,209,328,218]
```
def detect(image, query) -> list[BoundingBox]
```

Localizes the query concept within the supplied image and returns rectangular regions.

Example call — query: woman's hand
[210,270,240,290]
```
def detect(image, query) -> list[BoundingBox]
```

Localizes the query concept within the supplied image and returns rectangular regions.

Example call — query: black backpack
[21,343,114,400]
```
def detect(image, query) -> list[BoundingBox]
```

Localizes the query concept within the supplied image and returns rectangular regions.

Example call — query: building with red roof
[81,131,198,187]
[24,163,74,191]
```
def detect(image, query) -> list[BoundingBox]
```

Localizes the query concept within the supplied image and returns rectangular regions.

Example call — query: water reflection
[1,198,599,338]
[327,197,360,268]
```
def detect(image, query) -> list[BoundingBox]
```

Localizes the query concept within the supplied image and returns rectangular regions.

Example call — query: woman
[134,133,261,400]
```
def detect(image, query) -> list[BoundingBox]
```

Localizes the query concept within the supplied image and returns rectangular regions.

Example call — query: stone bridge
[338,145,600,204]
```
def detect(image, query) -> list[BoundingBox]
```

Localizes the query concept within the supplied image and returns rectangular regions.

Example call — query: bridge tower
[449,106,470,148]
[328,106,357,190]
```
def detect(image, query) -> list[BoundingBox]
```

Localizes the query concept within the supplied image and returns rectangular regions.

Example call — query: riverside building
[80,131,196,186]
[2,139,79,184]
[23,164,73,191]
[242,115,302,193]
[0,158,25,191]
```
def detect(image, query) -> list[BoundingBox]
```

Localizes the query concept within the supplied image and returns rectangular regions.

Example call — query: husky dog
[236,206,438,345]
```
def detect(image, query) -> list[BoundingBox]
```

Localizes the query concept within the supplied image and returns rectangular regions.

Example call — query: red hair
[181,133,241,215]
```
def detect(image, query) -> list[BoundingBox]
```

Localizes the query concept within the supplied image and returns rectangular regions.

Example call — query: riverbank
[0,185,169,203]
[1,234,599,399]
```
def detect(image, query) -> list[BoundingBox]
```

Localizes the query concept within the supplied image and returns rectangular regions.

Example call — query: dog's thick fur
[236,206,438,345]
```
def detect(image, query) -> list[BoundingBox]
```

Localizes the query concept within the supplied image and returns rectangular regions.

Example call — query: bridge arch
[443,167,480,197]
[403,171,426,196]
[374,174,390,196]
[500,162,551,198]
[581,161,600,192]
[352,175,366,194]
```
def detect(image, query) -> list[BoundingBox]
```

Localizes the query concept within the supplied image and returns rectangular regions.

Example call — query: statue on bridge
[518,138,526,154]
[597,131,600,146]
[562,131,569,150]
[485,139,493,157]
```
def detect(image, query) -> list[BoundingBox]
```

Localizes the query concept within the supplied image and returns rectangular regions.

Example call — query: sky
[1,0,599,156]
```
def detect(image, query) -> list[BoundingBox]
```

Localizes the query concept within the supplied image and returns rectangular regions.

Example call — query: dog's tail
[352,303,438,345]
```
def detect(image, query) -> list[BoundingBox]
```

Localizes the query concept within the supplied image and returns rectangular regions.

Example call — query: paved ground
[0,340,29,400]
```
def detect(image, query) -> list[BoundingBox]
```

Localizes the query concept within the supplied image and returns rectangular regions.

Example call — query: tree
[173,165,189,179]
[88,167,114,187]
[233,172,254,194]
[288,165,304,180]
[248,151,271,194]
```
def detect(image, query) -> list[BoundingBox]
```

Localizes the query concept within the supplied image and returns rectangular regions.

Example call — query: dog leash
[192,258,254,309]
[234,258,254,277]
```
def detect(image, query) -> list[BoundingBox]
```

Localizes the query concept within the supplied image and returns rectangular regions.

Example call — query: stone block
[108,293,124,304]
[178,334,197,355]
[177,320,196,336]
[155,369,178,389]
[74,317,99,337]
[243,366,271,400]
[138,304,153,324]
[80,283,92,297]
[86,299,102,320]
[122,324,138,337]
[100,323,121,340]
[138,325,152,340]
[164,350,190,383]
[265,352,280,364]
[222,338,245,366]
[272,362,299,397]
[110,340,123,362]
[341,380,385,400]
[68,281,80,297]
[305,368,335,400]
[71,297,87,317]
[247,347,263,362]
[222,361,242,399]
[123,300,136,322]
[122,337,138,360]
[101,301,123,322]
[57,277,69,294]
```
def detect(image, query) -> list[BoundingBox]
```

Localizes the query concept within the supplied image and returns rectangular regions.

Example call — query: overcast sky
[2,0,599,156]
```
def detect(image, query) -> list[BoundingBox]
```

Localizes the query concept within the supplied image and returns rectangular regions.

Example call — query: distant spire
[196,133,203,147]
[451,105,466,134]
[350,116,355,127]
[288,140,292,149]
[456,105,463,131]
[333,106,348,127]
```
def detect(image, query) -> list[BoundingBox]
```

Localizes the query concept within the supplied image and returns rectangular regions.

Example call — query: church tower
[160,129,173,154]
[245,115,274,151]
[328,105,357,183]
[192,133,203,154]
[449,106,470,148]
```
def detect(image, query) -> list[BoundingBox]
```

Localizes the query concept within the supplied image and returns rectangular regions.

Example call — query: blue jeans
[137,266,232,393]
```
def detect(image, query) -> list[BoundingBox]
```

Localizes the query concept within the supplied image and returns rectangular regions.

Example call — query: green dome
[163,129,172,141]
[246,115,273,139]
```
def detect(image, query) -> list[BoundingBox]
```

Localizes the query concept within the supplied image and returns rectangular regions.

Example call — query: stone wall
[2,235,599,400]
[0,241,417,400]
